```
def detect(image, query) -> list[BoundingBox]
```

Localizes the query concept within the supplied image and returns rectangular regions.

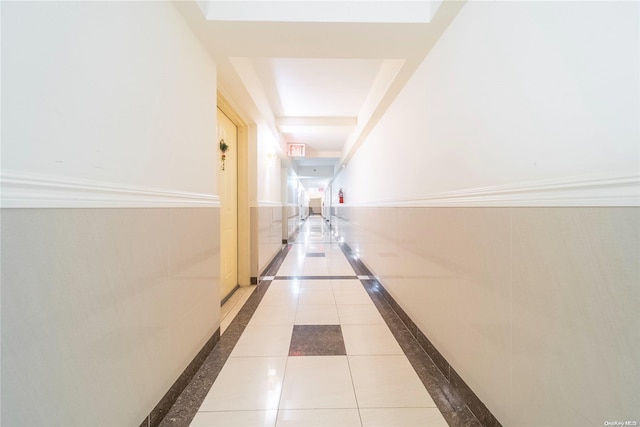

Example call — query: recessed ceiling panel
[203,1,435,23]
[256,58,383,117]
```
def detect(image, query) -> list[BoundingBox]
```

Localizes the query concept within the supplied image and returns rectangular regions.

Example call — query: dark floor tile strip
[158,242,293,426]
[274,275,358,280]
[287,220,303,243]
[140,328,221,427]
[338,242,500,427]
[157,280,273,427]
[360,280,482,427]
[261,244,293,277]
[369,279,502,427]
[337,245,371,276]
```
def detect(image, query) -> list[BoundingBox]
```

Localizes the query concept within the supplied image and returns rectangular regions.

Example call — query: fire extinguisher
[338,188,344,204]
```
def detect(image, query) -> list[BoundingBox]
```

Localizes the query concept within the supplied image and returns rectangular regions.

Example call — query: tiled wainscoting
[1,207,221,427]
[159,216,484,427]
[330,206,640,427]
[256,205,285,274]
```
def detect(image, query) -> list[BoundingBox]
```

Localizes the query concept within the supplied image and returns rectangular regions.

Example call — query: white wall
[2,1,217,196]
[333,1,640,425]
[255,125,282,204]
[254,124,283,271]
[283,169,303,239]
[339,1,639,205]
[331,205,639,426]
[309,196,322,214]
[1,2,220,425]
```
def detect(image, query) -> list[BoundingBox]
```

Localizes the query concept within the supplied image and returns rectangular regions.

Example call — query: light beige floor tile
[298,288,335,305]
[294,304,340,325]
[342,324,403,355]
[265,285,301,298]
[276,263,305,276]
[279,356,357,409]
[304,243,327,253]
[260,290,299,306]
[190,410,277,427]
[276,409,361,427]
[349,355,436,408]
[326,259,356,275]
[331,280,367,291]
[268,281,302,292]
[248,304,297,326]
[359,408,448,427]
[302,260,329,276]
[199,357,287,411]
[337,304,385,325]
[200,217,452,425]
[333,288,373,305]
[298,279,334,289]
[230,324,293,357]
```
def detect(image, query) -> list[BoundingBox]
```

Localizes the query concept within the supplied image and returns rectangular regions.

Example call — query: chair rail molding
[0,171,220,208]
[250,200,283,207]
[343,173,640,208]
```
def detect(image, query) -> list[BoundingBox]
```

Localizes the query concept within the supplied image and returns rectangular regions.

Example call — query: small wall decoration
[219,139,229,171]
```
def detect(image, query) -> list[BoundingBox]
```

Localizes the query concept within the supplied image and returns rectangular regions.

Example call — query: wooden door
[217,108,238,300]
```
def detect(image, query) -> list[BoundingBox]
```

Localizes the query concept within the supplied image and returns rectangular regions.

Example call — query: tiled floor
[221,285,256,334]
[189,216,449,427]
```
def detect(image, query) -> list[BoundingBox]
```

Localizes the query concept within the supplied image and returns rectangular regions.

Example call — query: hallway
[161,216,479,426]
[2,1,638,426]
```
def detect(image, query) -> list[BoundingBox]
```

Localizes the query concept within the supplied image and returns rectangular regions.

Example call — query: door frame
[217,93,250,288]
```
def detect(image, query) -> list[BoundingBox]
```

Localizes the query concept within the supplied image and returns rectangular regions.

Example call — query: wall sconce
[266,150,277,166]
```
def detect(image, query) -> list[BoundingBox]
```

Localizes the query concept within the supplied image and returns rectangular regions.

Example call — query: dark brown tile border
[261,244,293,277]
[157,280,274,426]
[139,328,220,427]
[157,242,292,426]
[339,242,502,427]
[287,222,302,243]
[450,368,503,427]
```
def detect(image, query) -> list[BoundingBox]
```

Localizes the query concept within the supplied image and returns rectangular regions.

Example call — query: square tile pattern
[279,356,357,409]
[289,325,346,356]
[192,217,446,427]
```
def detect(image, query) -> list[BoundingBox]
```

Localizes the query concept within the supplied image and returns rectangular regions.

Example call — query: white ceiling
[198,0,443,24]
[254,58,384,117]
[175,0,464,195]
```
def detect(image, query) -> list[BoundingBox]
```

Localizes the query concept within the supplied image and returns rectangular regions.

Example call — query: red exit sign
[287,144,306,157]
